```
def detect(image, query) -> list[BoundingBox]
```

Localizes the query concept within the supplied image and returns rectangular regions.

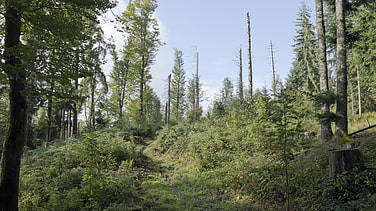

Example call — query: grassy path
[135,140,254,211]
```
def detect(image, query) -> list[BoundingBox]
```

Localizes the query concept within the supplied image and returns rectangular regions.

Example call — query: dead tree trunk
[329,149,361,178]
[237,48,244,100]
[269,41,276,98]
[167,74,171,125]
[247,12,253,97]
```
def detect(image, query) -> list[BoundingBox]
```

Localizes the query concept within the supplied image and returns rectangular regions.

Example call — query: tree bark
[47,83,54,143]
[329,149,361,178]
[0,1,27,210]
[72,55,79,136]
[247,12,253,97]
[270,41,276,98]
[195,51,200,121]
[167,74,171,125]
[335,0,348,136]
[238,48,244,100]
[316,0,334,141]
[356,67,361,117]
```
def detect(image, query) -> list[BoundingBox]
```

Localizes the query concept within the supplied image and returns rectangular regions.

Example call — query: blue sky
[102,0,316,108]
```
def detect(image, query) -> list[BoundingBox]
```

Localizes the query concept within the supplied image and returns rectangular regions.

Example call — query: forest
[1,0,376,210]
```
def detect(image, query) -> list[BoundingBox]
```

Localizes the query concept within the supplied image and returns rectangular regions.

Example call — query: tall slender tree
[286,3,319,95]
[247,12,253,97]
[170,49,186,123]
[335,0,348,136]
[237,48,244,100]
[119,0,162,124]
[109,40,130,123]
[195,51,200,121]
[316,0,334,140]
[270,41,277,98]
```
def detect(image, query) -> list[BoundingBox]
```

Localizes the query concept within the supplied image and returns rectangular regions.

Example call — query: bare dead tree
[247,12,253,97]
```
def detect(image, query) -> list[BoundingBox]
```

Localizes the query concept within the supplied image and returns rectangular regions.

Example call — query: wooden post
[329,149,361,178]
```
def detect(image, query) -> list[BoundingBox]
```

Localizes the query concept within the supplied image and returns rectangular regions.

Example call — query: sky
[101,0,316,109]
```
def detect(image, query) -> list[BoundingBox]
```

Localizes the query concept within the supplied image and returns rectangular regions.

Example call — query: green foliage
[286,3,319,96]
[19,131,140,210]
[118,0,162,124]
[156,82,376,210]
[170,48,186,123]
[348,2,376,112]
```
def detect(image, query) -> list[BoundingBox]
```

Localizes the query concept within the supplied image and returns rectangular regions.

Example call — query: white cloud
[150,13,172,103]
[100,1,127,76]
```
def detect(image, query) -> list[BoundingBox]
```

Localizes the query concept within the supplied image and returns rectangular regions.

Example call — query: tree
[80,28,109,129]
[170,49,186,123]
[144,86,163,135]
[335,0,348,136]
[270,41,277,98]
[236,48,244,100]
[247,12,253,97]
[316,0,334,140]
[212,77,234,117]
[0,2,26,209]
[348,2,376,113]
[286,3,319,96]
[108,40,131,124]
[187,75,203,123]
[119,0,162,124]
[0,1,114,209]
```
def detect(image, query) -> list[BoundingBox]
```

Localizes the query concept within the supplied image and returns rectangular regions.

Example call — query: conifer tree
[316,0,334,140]
[335,0,348,135]
[170,49,186,123]
[286,3,319,96]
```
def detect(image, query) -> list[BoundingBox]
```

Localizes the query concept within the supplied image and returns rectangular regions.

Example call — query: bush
[19,131,140,210]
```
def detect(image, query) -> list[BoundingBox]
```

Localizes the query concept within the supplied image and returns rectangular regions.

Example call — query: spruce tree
[286,3,319,96]
[170,49,186,123]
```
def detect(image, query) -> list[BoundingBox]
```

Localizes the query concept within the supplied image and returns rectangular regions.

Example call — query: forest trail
[135,140,253,211]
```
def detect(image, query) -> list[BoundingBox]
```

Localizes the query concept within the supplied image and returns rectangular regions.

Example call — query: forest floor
[134,139,256,211]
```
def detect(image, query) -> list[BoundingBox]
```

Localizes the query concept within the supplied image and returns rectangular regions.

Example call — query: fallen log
[348,124,376,137]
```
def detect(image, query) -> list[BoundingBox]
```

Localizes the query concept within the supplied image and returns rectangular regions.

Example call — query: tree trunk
[316,0,334,141]
[72,61,79,136]
[90,76,96,128]
[329,149,361,178]
[167,74,171,125]
[47,83,54,143]
[238,48,244,100]
[195,51,200,121]
[335,0,348,136]
[0,1,27,210]
[247,12,253,97]
[270,41,276,98]
[356,67,361,117]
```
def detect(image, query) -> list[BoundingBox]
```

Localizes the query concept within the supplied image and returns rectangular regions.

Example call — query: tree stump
[329,149,361,178]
